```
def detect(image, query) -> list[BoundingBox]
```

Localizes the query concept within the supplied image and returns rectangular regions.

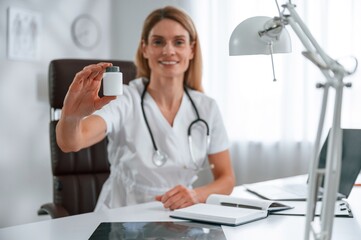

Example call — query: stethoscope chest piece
[152,150,168,167]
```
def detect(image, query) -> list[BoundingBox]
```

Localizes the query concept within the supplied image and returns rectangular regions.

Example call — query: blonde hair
[135,6,203,91]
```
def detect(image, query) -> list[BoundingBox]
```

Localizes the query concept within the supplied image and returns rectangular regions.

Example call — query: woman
[56,6,235,211]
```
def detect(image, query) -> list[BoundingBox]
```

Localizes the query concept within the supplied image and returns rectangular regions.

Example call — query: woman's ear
[142,40,148,59]
[189,41,195,60]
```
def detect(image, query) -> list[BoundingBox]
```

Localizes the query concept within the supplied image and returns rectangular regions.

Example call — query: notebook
[170,203,268,226]
[244,129,361,201]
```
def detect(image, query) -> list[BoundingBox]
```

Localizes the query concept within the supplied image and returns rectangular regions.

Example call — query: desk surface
[1,175,360,240]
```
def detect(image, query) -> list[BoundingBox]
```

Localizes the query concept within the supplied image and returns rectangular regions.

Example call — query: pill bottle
[103,66,123,96]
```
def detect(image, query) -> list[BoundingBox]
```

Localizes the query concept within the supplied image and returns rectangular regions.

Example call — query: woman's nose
[162,43,175,55]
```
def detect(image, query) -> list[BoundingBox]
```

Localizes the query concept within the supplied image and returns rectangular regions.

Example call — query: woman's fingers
[158,185,200,210]
[70,62,112,92]
[94,96,116,110]
[71,68,91,90]
[84,63,111,82]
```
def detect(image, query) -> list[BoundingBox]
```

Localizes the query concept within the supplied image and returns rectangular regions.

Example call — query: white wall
[0,0,188,228]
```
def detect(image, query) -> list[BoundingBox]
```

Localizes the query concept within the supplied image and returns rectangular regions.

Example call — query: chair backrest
[49,59,136,216]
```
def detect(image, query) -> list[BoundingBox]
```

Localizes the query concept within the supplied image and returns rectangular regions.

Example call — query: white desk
[1,175,360,240]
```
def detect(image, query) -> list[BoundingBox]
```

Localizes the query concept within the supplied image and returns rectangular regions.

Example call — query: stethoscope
[140,82,211,170]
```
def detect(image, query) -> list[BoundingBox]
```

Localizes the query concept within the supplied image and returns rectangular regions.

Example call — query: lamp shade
[229,16,292,56]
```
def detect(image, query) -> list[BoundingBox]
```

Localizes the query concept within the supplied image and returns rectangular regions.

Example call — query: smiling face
[142,19,194,81]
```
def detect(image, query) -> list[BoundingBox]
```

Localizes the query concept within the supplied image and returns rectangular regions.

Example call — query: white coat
[93,78,229,211]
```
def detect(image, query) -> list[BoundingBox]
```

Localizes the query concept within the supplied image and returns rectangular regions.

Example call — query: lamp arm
[285,4,332,65]
[280,2,356,240]
[284,3,349,82]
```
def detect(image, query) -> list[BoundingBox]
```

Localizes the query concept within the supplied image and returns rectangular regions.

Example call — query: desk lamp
[229,1,357,240]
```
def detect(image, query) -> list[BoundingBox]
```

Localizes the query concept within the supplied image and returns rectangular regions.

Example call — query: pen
[220,202,262,210]
[237,204,263,210]
[220,202,238,207]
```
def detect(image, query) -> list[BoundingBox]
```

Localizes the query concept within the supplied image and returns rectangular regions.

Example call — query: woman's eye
[175,40,185,46]
[152,39,164,46]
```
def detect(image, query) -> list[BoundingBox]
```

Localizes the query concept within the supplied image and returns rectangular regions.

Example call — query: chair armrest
[37,203,70,218]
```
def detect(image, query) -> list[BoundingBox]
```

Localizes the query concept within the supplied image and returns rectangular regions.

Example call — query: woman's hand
[155,185,201,210]
[62,62,116,119]
[56,62,116,152]
[155,150,235,211]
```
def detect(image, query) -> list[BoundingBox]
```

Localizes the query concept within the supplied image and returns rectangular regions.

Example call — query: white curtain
[189,0,361,185]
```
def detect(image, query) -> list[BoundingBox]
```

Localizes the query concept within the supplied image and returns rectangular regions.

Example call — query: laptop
[244,129,361,201]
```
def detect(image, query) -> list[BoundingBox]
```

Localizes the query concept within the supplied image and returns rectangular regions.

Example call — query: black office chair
[38,59,136,218]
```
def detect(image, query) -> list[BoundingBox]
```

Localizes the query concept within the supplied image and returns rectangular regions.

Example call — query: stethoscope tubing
[141,82,159,152]
[141,81,210,169]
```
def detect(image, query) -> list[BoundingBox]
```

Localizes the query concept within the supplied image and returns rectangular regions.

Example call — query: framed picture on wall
[7,7,41,61]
